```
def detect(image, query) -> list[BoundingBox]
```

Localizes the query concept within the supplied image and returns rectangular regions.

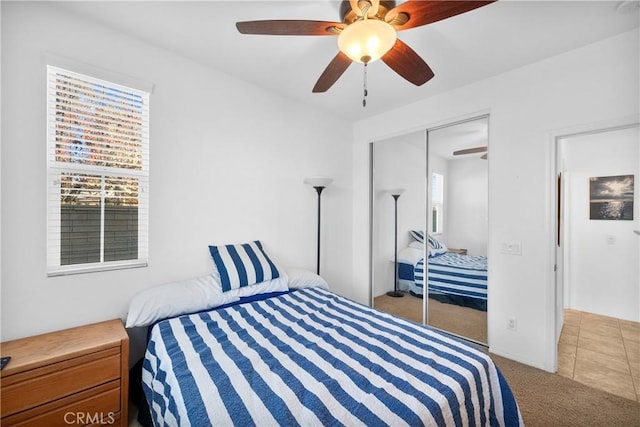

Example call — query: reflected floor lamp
[387,189,405,298]
[305,177,333,275]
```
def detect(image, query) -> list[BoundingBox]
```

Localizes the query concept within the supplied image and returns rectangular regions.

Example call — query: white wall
[563,126,639,321]
[352,29,639,371]
[1,2,353,342]
[446,158,488,256]
[372,132,426,296]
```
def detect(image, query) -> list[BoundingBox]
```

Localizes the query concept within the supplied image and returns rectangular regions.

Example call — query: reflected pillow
[410,230,425,243]
[409,241,424,250]
[427,235,448,257]
[397,246,423,266]
[427,235,443,249]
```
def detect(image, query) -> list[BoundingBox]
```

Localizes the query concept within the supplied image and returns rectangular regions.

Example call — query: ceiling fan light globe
[337,19,397,63]
[346,44,363,61]
[367,36,380,52]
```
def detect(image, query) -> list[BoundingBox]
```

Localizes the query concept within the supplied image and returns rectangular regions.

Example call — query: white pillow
[409,241,424,250]
[408,236,448,257]
[285,268,329,290]
[397,247,424,265]
[211,269,289,298]
[125,275,238,328]
[430,247,448,257]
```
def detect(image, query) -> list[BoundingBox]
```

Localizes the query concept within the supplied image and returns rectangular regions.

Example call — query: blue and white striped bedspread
[416,253,488,300]
[143,287,521,426]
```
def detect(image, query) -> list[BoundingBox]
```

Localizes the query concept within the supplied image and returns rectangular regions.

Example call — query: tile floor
[558,309,640,402]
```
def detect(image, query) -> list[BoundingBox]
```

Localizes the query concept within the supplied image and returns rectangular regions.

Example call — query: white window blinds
[47,65,150,276]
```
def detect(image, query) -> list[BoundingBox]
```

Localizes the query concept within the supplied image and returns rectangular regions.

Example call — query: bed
[397,245,488,311]
[128,240,517,426]
[140,286,520,426]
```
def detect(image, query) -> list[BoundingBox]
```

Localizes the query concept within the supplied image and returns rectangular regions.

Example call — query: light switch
[501,242,522,255]
[606,235,615,245]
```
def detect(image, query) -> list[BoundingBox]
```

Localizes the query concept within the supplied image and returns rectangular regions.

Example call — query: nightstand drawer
[2,381,121,426]
[1,348,120,417]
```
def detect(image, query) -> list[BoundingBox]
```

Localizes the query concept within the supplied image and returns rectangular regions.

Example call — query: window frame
[46,65,150,276]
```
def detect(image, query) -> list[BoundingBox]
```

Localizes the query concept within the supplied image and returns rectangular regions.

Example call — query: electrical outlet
[507,317,517,331]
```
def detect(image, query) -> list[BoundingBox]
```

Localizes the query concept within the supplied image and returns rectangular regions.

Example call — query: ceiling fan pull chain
[363,62,368,107]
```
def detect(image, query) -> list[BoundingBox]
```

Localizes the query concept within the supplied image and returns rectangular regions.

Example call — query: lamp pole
[314,186,325,275]
[387,190,404,298]
[305,177,332,275]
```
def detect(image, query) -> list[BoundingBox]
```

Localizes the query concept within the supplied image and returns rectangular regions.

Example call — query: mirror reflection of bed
[372,116,489,345]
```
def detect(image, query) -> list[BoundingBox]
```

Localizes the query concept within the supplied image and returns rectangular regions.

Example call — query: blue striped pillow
[427,235,443,249]
[208,241,281,292]
[410,230,425,243]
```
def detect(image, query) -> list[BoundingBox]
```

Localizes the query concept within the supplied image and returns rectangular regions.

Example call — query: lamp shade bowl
[337,19,397,63]
[304,177,334,188]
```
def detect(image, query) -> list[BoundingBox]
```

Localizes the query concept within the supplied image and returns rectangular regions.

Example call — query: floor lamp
[304,177,333,275]
[387,189,405,298]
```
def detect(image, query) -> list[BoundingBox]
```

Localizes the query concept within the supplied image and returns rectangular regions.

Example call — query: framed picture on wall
[589,175,634,220]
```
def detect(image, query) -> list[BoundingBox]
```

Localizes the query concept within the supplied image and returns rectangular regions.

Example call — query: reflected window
[431,172,444,234]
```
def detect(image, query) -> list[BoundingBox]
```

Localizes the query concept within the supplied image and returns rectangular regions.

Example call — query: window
[431,172,444,234]
[47,66,149,275]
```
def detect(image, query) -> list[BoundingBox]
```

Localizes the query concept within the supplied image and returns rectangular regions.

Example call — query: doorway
[556,124,639,322]
[554,123,639,399]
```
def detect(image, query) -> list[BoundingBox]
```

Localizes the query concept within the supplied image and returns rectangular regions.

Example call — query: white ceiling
[377,115,488,159]
[52,1,639,122]
[429,116,488,160]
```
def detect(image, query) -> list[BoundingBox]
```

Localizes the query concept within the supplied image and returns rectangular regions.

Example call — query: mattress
[142,287,521,426]
[398,247,488,311]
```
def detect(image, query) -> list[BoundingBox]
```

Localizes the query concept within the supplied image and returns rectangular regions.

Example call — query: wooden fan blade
[381,39,434,86]
[236,20,344,36]
[453,146,488,156]
[313,52,353,93]
[386,1,496,31]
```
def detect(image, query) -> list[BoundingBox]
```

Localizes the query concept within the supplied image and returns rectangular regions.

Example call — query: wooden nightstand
[0,319,129,426]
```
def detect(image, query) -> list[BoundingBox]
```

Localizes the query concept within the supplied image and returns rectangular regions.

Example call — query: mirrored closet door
[425,116,489,344]
[371,116,489,344]
[371,130,427,325]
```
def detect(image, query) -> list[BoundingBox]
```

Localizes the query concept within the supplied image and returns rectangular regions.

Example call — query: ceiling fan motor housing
[340,0,397,23]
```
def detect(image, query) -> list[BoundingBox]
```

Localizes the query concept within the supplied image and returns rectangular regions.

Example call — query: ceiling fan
[453,146,488,159]
[236,0,496,94]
